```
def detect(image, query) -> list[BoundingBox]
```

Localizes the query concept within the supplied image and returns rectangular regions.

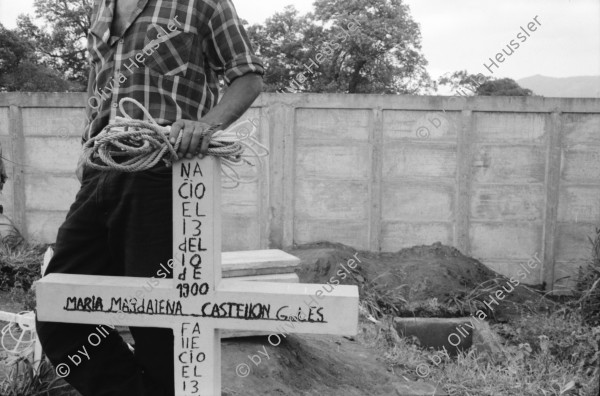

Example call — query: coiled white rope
[81,98,269,188]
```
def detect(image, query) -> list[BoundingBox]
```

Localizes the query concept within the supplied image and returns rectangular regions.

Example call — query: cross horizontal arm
[36,274,359,336]
[36,274,175,328]
[207,279,358,334]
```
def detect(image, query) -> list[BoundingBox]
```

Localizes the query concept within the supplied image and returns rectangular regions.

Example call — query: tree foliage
[438,70,533,96]
[0,23,73,92]
[246,0,432,94]
[15,0,92,87]
[477,78,533,96]
[6,0,435,95]
[245,7,318,92]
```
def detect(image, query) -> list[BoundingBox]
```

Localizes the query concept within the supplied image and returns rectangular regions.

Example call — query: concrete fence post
[542,111,563,292]
[369,108,384,252]
[8,104,26,238]
[267,103,296,248]
[455,108,474,255]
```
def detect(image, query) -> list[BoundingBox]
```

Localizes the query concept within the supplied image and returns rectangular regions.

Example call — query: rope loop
[81,98,269,188]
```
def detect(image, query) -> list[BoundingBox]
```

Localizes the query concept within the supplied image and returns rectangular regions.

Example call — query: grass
[0,236,45,311]
[575,227,600,326]
[358,308,599,396]
[357,271,407,319]
[355,227,600,396]
[1,231,599,395]
[0,358,72,396]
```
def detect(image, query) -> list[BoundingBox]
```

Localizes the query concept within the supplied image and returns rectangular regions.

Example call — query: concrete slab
[241,273,299,283]
[222,249,300,277]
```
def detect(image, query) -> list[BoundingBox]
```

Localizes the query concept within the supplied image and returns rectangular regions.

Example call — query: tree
[16,0,92,87]
[245,7,319,93]
[477,78,533,96]
[438,70,533,96]
[246,0,432,94]
[0,23,73,92]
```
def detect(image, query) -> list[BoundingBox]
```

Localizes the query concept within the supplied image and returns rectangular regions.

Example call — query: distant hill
[517,75,600,98]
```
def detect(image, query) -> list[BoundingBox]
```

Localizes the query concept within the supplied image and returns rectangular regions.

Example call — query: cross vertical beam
[172,158,221,395]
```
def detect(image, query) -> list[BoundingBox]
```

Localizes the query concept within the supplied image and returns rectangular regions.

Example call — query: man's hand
[169,73,263,160]
[169,120,219,160]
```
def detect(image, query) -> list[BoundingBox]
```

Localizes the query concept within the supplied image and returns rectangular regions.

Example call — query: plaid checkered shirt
[83,0,264,144]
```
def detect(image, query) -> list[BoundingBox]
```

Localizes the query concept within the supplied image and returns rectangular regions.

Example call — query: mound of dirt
[221,331,444,396]
[289,242,553,320]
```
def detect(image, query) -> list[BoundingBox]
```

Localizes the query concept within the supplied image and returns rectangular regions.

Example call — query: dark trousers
[36,164,175,396]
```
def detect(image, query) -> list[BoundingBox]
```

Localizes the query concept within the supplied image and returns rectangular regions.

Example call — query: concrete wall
[1,92,599,293]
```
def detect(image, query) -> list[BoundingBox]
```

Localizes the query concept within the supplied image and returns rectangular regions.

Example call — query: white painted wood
[242,273,299,283]
[221,249,299,277]
[36,276,357,333]
[42,246,53,276]
[36,157,358,396]
[42,247,298,279]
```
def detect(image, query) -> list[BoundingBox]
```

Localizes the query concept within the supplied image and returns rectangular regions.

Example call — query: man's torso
[83,0,263,143]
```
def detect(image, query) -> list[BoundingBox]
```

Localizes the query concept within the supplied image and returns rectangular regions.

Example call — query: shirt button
[119,39,124,44]
[112,103,118,108]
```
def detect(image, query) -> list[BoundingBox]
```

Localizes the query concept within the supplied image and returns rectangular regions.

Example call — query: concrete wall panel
[22,108,86,137]
[557,186,600,223]
[473,112,546,142]
[26,211,67,242]
[295,108,371,142]
[470,223,542,260]
[295,180,369,220]
[222,215,259,251]
[221,182,258,216]
[563,113,600,146]
[472,145,546,184]
[383,110,460,141]
[0,108,9,136]
[382,182,454,221]
[25,174,80,211]
[24,138,80,173]
[0,178,15,217]
[296,145,370,180]
[471,185,545,221]
[562,149,600,181]
[382,144,457,180]
[0,135,14,216]
[554,224,597,262]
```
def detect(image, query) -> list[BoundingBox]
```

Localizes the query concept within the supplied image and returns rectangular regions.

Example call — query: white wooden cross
[36,157,359,396]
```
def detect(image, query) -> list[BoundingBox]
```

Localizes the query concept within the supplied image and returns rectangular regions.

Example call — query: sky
[0,0,599,81]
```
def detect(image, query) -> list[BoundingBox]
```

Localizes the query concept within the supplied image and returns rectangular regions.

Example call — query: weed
[0,358,71,396]
[0,239,45,291]
[357,272,407,319]
[575,227,600,326]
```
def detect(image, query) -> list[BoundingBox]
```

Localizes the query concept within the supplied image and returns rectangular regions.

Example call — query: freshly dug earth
[221,331,442,396]
[289,242,553,320]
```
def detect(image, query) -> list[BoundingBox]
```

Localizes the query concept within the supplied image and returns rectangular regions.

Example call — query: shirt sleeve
[82,65,97,145]
[206,0,264,85]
